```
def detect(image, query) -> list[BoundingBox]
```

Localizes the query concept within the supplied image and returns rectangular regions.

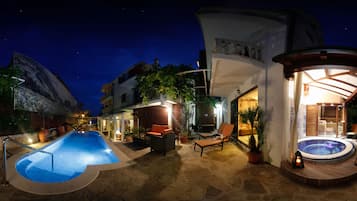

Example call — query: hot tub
[298,137,355,161]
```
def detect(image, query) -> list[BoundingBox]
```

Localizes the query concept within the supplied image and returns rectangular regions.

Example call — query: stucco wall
[198,10,286,80]
[112,77,137,113]
[225,26,288,167]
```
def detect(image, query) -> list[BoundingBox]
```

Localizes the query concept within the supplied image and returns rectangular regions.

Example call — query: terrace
[1,137,357,201]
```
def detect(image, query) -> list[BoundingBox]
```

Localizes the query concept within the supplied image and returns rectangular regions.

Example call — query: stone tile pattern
[1,142,357,201]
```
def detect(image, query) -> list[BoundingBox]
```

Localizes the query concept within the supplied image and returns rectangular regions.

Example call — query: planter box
[248,151,263,164]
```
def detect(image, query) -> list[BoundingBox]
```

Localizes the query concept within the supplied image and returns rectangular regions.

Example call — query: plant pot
[180,135,188,144]
[65,124,73,132]
[57,126,66,136]
[38,129,49,143]
[248,151,263,164]
[352,124,357,132]
[125,136,133,143]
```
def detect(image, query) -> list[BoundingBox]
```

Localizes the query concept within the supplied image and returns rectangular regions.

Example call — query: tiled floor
[1,140,357,201]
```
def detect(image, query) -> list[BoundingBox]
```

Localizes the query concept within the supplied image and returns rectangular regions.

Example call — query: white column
[166,103,173,129]
[120,113,125,141]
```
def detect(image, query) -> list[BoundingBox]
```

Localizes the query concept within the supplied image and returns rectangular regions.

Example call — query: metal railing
[2,136,54,184]
[214,38,263,62]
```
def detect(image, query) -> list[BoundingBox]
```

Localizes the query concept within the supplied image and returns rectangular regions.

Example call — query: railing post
[2,137,9,185]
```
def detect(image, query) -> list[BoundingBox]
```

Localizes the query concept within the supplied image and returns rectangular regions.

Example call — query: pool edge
[7,131,134,195]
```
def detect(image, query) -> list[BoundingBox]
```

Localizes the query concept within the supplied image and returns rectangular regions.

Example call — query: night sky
[1,1,356,115]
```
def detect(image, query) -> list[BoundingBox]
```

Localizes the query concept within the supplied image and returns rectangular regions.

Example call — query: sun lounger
[194,123,234,156]
[198,123,226,139]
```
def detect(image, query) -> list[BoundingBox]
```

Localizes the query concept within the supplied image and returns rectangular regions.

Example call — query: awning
[303,68,357,100]
[273,47,357,101]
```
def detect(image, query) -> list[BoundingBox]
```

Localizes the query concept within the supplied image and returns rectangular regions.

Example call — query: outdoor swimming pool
[16,131,119,183]
[298,137,355,161]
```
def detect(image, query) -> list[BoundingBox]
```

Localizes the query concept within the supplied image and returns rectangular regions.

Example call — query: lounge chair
[198,123,225,139]
[194,123,234,156]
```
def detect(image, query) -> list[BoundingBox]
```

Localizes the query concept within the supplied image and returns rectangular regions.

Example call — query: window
[121,93,127,103]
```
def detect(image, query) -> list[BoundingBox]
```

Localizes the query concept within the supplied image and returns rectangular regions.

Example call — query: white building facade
[197,8,323,167]
[98,63,151,141]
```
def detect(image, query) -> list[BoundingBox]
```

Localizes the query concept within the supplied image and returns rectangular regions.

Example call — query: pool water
[16,131,119,183]
[299,140,345,155]
[298,137,354,161]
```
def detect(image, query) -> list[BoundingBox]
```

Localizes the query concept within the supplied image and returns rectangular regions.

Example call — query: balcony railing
[214,38,263,62]
[102,105,113,114]
[101,95,113,103]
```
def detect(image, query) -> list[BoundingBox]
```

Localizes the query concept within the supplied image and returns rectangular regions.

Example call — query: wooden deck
[281,151,357,186]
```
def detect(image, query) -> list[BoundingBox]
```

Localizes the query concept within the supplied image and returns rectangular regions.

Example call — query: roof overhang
[210,53,264,97]
[273,47,357,101]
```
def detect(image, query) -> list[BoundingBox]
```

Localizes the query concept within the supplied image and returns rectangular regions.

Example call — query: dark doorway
[231,97,238,136]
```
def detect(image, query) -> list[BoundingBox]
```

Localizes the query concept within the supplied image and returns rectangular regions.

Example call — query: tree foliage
[0,65,22,104]
[239,106,265,152]
[136,64,195,104]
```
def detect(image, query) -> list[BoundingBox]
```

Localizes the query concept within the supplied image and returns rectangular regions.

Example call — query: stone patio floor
[1,140,357,201]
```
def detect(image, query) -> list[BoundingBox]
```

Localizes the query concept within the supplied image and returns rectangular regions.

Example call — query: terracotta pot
[180,136,188,144]
[125,136,133,143]
[352,124,357,132]
[58,126,66,135]
[248,151,263,164]
[65,124,73,132]
[38,129,49,143]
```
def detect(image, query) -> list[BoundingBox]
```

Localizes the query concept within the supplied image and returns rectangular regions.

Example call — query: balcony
[214,38,263,62]
[209,38,265,97]
[102,105,113,114]
[101,95,113,104]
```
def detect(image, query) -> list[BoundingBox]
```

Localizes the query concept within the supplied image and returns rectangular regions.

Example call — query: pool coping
[298,136,355,160]
[7,131,134,195]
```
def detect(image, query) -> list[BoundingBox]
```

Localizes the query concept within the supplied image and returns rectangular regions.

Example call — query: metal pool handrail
[2,136,54,184]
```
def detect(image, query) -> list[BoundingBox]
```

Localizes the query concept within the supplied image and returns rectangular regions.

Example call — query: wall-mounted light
[236,88,241,95]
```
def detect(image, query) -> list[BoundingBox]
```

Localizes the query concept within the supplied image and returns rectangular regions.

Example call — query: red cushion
[151,124,169,133]
[146,131,162,136]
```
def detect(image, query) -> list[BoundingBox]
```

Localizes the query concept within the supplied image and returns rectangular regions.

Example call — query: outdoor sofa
[146,124,175,155]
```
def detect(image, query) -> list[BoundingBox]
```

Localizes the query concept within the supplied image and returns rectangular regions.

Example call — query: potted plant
[239,106,265,164]
[177,128,189,144]
[124,127,133,143]
[38,128,49,143]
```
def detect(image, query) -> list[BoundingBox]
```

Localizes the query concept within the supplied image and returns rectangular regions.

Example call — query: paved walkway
[1,141,357,201]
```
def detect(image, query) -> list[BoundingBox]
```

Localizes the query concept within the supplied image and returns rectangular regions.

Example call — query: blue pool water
[298,139,345,155]
[16,131,119,183]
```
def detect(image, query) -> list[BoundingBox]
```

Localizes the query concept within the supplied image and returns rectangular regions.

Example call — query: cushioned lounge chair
[194,123,234,156]
[146,124,175,155]
[198,123,226,139]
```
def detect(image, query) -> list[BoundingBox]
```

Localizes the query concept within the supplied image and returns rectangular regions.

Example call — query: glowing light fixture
[27,138,33,144]
[292,151,304,168]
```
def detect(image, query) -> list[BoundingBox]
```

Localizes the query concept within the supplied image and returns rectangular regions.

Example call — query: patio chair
[198,123,226,139]
[194,123,234,156]
[150,132,176,156]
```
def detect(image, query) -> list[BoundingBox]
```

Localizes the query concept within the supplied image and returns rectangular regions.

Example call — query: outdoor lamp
[292,151,304,168]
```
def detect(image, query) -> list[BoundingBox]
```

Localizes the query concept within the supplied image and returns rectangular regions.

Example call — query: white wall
[199,9,323,167]
[112,77,137,113]
[225,26,288,167]
[263,26,289,167]
[198,10,286,80]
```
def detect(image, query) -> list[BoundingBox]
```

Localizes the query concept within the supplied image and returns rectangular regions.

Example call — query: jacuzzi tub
[298,137,355,161]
